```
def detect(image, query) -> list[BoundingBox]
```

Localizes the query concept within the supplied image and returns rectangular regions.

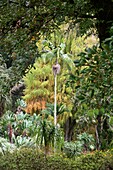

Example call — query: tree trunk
[64,117,76,141]
[91,0,113,45]
[96,21,112,46]
[0,97,5,117]
[95,114,102,150]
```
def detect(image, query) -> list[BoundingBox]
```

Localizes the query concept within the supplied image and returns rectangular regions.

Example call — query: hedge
[0,148,113,170]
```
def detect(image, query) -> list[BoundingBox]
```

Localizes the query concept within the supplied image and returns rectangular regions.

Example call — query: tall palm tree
[41,39,74,126]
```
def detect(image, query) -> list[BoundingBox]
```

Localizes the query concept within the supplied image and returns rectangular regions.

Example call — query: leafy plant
[77,132,95,151]
[63,141,83,158]
[63,132,95,158]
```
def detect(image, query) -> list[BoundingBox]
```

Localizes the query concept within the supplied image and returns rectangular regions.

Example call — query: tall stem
[54,75,57,152]
[54,75,57,126]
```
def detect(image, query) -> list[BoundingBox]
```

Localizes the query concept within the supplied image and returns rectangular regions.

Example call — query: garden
[0,0,113,170]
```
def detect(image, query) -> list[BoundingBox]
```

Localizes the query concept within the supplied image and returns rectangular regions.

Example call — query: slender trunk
[95,114,102,150]
[54,75,57,152]
[95,125,100,150]
[54,75,57,126]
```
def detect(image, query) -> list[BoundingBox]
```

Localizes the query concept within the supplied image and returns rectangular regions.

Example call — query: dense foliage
[74,37,113,149]
[0,148,113,170]
[1,0,113,115]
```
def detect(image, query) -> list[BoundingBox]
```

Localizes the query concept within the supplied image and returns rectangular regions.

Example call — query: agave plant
[0,110,64,154]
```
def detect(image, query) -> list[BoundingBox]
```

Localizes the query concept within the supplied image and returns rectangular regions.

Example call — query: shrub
[0,148,113,170]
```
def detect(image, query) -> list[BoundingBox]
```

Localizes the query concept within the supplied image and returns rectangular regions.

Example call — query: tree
[1,0,113,72]
[1,0,112,115]
[72,37,113,149]
[1,0,112,72]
